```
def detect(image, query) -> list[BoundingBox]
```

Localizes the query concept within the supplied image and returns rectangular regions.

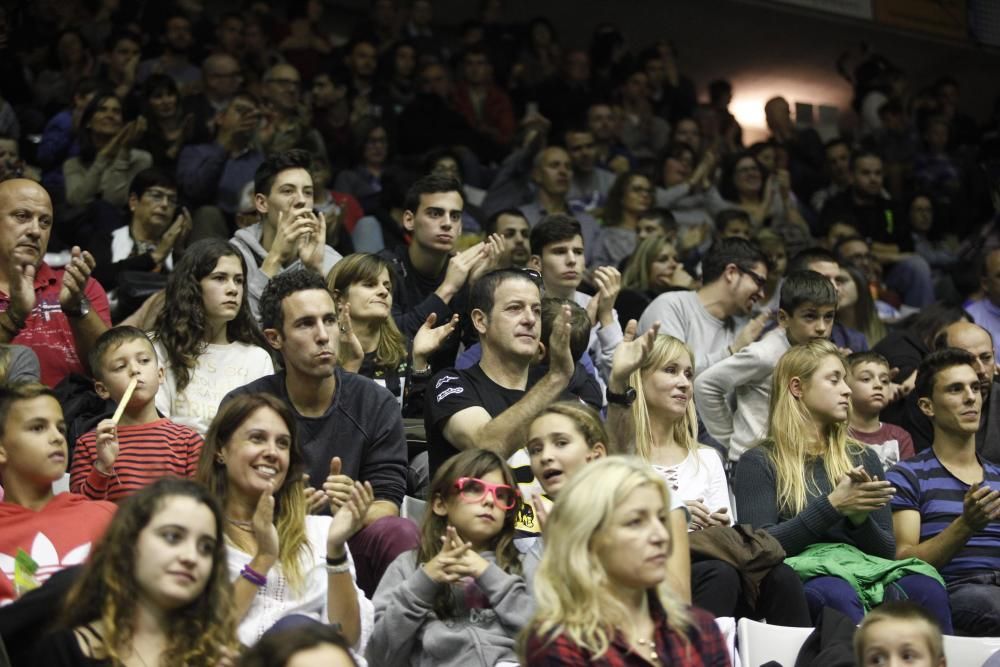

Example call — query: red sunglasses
[453,477,520,511]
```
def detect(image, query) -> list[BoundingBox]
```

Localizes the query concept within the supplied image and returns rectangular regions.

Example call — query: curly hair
[326,253,407,370]
[152,239,269,393]
[60,478,236,666]
[417,449,522,619]
[196,393,310,592]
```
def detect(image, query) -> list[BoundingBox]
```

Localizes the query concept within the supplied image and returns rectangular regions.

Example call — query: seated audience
[888,349,1000,636]
[0,383,115,603]
[735,339,952,630]
[70,326,204,501]
[638,237,771,374]
[224,269,413,597]
[32,478,235,665]
[231,149,344,318]
[846,351,915,469]
[523,456,730,665]
[618,235,693,325]
[965,246,1000,359]
[485,208,531,268]
[696,270,838,461]
[835,265,887,348]
[368,449,536,667]
[237,623,358,667]
[0,179,111,387]
[153,239,274,436]
[197,393,373,654]
[786,247,868,352]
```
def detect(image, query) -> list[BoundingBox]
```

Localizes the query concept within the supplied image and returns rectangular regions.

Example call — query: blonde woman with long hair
[734,339,952,629]
[522,456,730,666]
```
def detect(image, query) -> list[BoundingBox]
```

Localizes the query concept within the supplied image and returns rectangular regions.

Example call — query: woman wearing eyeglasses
[367,449,536,667]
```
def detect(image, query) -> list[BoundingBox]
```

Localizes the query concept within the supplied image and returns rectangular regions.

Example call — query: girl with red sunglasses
[367,449,536,667]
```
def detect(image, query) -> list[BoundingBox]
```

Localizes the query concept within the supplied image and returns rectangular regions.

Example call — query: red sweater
[0,493,116,603]
[70,418,203,502]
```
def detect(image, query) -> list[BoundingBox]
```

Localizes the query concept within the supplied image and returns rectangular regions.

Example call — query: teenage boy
[378,173,502,371]
[695,270,838,462]
[846,351,915,469]
[528,214,623,384]
[0,383,116,603]
[888,349,1000,636]
[231,149,343,318]
[639,237,771,375]
[786,247,868,352]
[70,327,203,502]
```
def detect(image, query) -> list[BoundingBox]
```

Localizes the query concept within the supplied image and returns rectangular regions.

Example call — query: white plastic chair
[400,495,427,523]
[737,617,812,667]
[943,634,1000,666]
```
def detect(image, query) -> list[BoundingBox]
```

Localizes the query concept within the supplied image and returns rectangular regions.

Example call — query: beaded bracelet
[240,564,267,587]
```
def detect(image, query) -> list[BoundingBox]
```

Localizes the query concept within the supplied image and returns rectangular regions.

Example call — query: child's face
[527,413,605,496]
[134,495,217,612]
[432,468,510,549]
[848,361,891,417]
[780,302,836,346]
[799,355,852,425]
[95,338,163,407]
[0,396,68,485]
[636,217,664,242]
[859,618,943,667]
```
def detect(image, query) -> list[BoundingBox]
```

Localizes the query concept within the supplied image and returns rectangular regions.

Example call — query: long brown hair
[417,449,522,618]
[60,478,235,666]
[196,393,310,591]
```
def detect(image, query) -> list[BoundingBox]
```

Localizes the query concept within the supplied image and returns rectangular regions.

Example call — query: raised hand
[322,457,356,513]
[468,233,506,284]
[732,310,772,353]
[302,473,330,514]
[151,208,192,265]
[546,304,575,380]
[58,246,97,313]
[335,303,364,373]
[7,262,36,325]
[828,466,896,525]
[609,319,661,389]
[252,480,280,561]
[263,209,320,275]
[413,312,460,369]
[531,492,549,532]
[440,242,488,297]
[327,480,374,550]
[441,527,490,579]
[423,526,472,584]
[297,210,327,273]
[961,482,1000,532]
[591,266,622,327]
[94,419,119,475]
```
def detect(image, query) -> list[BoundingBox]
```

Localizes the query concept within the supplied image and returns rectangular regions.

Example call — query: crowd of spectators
[4,0,1000,665]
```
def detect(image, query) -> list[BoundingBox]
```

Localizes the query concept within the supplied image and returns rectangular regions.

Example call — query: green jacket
[785,542,945,611]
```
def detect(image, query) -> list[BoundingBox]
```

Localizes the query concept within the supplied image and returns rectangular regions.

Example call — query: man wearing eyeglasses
[638,237,772,376]
[90,169,190,317]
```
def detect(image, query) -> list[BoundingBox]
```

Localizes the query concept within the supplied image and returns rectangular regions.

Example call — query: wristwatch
[606,386,637,407]
[64,297,91,319]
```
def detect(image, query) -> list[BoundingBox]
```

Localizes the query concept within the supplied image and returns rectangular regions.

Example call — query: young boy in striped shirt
[70,326,203,501]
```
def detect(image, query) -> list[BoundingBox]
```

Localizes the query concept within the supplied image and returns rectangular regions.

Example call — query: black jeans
[692,559,811,626]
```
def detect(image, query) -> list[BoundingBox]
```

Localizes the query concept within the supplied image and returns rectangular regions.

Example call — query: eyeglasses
[453,477,520,511]
[144,189,178,206]
[737,265,767,289]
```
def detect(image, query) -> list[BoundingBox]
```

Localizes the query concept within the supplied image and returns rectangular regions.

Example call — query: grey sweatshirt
[230,222,343,319]
[367,549,537,667]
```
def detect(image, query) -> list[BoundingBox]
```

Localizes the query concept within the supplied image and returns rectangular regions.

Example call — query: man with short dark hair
[230,149,343,317]
[638,238,771,374]
[451,46,515,152]
[485,208,530,268]
[888,348,1000,635]
[565,126,615,214]
[810,138,853,213]
[225,269,413,595]
[379,173,501,371]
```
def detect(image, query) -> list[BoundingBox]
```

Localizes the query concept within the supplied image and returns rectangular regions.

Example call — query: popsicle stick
[112,377,138,424]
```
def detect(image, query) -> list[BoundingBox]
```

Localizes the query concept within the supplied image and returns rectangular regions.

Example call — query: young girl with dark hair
[153,239,274,435]
[34,478,236,666]
[368,449,535,667]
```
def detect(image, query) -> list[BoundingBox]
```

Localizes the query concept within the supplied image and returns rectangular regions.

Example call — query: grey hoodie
[230,222,343,319]
[367,549,537,667]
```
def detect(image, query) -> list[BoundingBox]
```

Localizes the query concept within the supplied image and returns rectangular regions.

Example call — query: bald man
[259,63,328,160]
[896,321,1000,459]
[0,180,110,386]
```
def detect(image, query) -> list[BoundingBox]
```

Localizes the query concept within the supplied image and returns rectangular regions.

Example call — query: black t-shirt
[425,364,525,476]
[819,191,911,250]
